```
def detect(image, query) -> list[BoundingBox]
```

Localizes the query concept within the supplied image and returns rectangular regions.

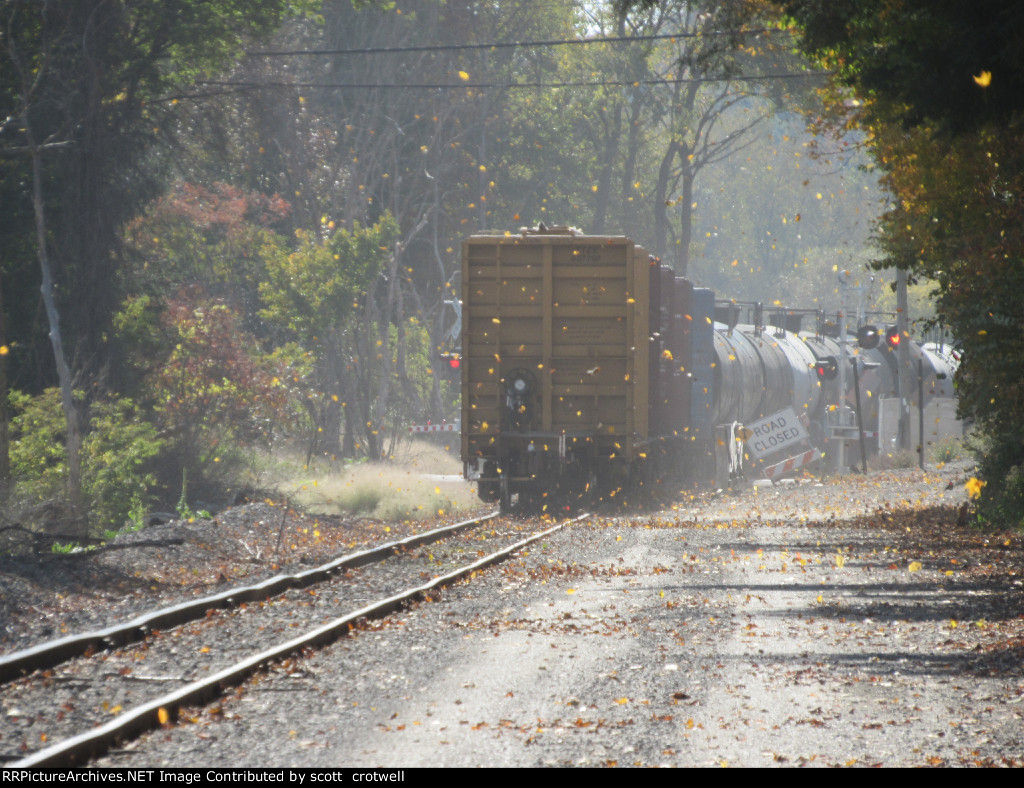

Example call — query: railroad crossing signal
[857,324,880,349]
[885,325,901,349]
[438,351,461,378]
[814,356,838,381]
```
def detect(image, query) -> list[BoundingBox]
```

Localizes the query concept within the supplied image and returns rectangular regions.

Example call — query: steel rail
[11,513,585,767]
[0,512,497,683]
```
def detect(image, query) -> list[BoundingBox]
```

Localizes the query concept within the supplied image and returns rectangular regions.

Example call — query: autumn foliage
[777,0,1024,525]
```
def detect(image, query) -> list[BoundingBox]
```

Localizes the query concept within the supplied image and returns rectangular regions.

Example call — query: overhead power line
[198,71,824,93]
[246,27,790,58]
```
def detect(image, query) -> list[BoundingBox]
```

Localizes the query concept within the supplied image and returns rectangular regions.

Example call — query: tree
[776,0,1024,134]
[147,291,297,501]
[259,216,398,460]
[776,0,1024,522]
[122,181,292,335]
[0,0,295,530]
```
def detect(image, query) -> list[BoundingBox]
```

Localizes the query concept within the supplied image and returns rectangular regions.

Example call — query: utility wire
[246,27,791,58]
[198,71,823,92]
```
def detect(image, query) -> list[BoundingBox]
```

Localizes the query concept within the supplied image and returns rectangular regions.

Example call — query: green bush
[8,388,70,503]
[929,435,971,464]
[83,396,166,531]
[8,389,165,533]
[341,485,383,515]
[974,435,1024,529]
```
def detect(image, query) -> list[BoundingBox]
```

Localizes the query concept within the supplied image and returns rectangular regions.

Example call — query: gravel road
[92,462,1023,767]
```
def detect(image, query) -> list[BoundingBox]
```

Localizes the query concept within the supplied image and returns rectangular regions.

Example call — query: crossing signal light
[885,325,901,349]
[438,351,461,377]
[814,356,838,381]
[857,324,880,349]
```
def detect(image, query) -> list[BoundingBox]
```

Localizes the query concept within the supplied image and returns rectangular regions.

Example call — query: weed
[342,485,383,515]
[929,435,971,464]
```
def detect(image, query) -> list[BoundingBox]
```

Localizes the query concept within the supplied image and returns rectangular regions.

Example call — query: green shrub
[929,435,972,464]
[342,485,383,515]
[976,465,1024,529]
[8,389,166,533]
[8,388,70,503]
[83,396,165,531]
[974,435,1024,529]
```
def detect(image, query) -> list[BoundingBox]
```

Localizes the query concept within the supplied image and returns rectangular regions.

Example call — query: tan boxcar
[460,226,653,509]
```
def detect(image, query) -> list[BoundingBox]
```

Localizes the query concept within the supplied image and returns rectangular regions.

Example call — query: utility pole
[896,268,912,451]
[835,271,850,473]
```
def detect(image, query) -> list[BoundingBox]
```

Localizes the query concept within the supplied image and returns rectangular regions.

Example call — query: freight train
[458,226,958,510]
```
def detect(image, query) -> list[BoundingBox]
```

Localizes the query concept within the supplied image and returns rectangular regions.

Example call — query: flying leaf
[973,70,992,87]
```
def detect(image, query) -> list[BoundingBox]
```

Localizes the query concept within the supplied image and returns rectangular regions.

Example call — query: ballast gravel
[66,461,1024,768]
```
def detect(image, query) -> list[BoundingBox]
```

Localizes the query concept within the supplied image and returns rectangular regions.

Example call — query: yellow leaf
[908,561,922,573]
[458,70,470,81]
[567,588,576,594]
[836,555,846,568]
[157,707,171,725]
[973,70,992,87]
[615,697,629,705]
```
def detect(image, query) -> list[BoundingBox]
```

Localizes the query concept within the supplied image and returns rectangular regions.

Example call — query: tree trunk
[0,272,9,487]
[653,140,680,260]
[675,167,695,278]
[592,103,622,234]
[29,131,84,530]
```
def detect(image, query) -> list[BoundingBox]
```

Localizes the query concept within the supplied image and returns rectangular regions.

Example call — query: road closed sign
[744,407,809,459]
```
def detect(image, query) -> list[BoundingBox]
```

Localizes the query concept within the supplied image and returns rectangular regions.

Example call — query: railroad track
[3,511,585,767]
